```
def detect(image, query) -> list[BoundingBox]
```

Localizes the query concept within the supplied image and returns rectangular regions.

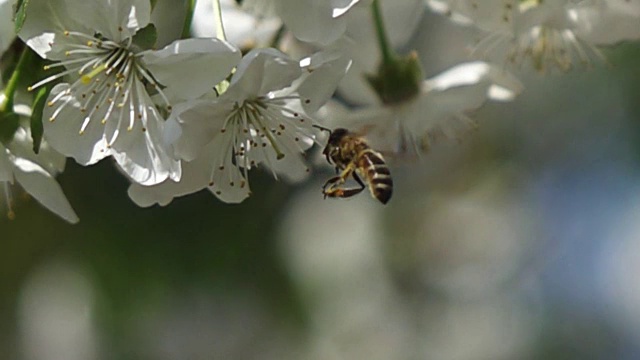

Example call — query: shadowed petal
[12,157,79,223]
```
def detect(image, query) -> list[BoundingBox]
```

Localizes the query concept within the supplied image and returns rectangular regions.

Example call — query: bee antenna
[312,124,332,135]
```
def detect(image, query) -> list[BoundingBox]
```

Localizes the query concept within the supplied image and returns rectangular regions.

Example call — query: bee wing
[420,113,479,152]
[351,112,479,166]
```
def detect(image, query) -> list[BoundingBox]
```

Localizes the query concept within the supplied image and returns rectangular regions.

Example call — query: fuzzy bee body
[321,128,393,204]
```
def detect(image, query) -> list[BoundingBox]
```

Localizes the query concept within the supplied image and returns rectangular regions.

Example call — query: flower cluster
[427,0,640,71]
[0,0,637,222]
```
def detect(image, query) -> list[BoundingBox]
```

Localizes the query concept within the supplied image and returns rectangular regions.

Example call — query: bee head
[327,128,349,145]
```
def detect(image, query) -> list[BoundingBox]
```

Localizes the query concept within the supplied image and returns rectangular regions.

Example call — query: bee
[316,127,393,204]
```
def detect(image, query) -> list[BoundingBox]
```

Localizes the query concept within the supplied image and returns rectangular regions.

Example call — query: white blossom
[242,0,372,45]
[327,62,523,153]
[335,0,426,105]
[192,0,281,49]
[426,0,640,71]
[128,48,350,205]
[0,0,15,55]
[18,0,241,185]
[0,105,78,223]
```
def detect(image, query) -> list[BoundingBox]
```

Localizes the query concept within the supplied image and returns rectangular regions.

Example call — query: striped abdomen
[357,149,393,204]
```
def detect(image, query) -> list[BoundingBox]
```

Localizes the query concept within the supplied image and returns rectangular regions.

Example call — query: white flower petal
[65,0,150,40]
[252,141,311,183]
[18,0,92,59]
[127,136,249,206]
[142,38,241,101]
[227,48,302,99]
[42,84,111,165]
[171,100,235,161]
[276,0,348,45]
[110,105,181,186]
[298,52,352,114]
[12,157,79,223]
[127,154,211,207]
[207,170,251,204]
[7,124,67,174]
[574,0,640,44]
[0,0,15,54]
[427,0,516,32]
[424,62,523,99]
[192,0,281,48]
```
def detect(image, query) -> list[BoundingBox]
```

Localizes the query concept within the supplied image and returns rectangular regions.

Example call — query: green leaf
[0,112,20,145]
[14,0,30,34]
[150,0,158,11]
[132,24,157,51]
[30,86,48,153]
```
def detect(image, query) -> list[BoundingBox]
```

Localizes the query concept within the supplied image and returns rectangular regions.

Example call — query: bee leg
[322,176,343,192]
[323,171,365,199]
[324,184,365,199]
[330,172,366,198]
[352,172,366,189]
[323,166,353,199]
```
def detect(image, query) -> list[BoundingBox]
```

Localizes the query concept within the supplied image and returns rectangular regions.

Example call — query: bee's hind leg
[323,172,366,199]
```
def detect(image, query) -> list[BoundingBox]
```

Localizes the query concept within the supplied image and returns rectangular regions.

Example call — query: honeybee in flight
[315,126,393,204]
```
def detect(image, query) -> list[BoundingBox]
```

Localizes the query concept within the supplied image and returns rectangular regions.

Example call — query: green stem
[181,0,197,39]
[371,0,394,66]
[1,47,32,112]
[212,0,227,41]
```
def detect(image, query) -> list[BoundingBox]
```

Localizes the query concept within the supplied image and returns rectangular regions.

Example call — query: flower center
[509,25,604,72]
[223,96,315,162]
[30,30,171,143]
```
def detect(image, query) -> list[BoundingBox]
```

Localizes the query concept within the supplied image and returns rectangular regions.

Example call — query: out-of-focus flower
[279,185,413,359]
[572,0,640,44]
[128,48,350,205]
[426,0,640,72]
[0,0,15,55]
[335,0,425,105]
[18,261,96,360]
[242,0,372,45]
[192,0,281,49]
[328,61,523,153]
[18,0,241,185]
[0,104,78,223]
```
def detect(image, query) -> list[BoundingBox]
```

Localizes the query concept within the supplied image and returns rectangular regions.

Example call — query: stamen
[81,63,107,84]
[3,182,15,220]
[135,63,173,110]
[29,67,79,91]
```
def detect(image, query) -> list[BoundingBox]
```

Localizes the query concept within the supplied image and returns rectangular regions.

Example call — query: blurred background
[4,3,640,360]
